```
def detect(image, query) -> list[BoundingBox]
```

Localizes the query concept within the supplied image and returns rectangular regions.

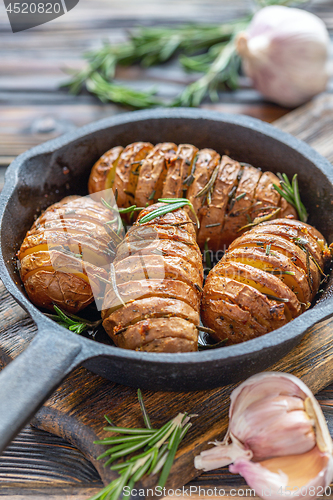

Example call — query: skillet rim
[1,107,333,369]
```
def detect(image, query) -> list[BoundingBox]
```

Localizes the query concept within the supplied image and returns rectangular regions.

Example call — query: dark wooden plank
[0,427,101,487]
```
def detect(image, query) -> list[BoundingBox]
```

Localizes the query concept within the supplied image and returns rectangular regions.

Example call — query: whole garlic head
[195,372,333,500]
[236,6,330,107]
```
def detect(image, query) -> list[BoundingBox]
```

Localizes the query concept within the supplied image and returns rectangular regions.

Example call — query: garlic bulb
[195,372,333,500]
[236,6,330,107]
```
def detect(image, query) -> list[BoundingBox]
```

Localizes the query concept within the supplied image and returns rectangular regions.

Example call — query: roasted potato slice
[249,171,281,220]
[113,317,198,352]
[279,197,298,219]
[103,297,199,334]
[113,142,154,208]
[197,156,242,252]
[219,165,262,248]
[102,204,203,352]
[115,238,202,269]
[135,143,177,207]
[139,337,197,352]
[88,146,124,196]
[114,253,203,289]
[161,144,198,199]
[18,196,116,314]
[23,270,95,313]
[102,278,201,316]
[186,148,220,221]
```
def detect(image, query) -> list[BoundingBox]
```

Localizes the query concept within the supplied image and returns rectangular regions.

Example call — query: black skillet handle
[0,328,83,453]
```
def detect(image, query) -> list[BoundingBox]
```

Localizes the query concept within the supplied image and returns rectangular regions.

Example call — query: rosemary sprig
[195,164,220,204]
[63,0,310,109]
[198,338,229,350]
[196,325,216,335]
[238,208,281,232]
[46,305,101,334]
[264,294,290,303]
[273,173,308,223]
[86,73,161,109]
[197,326,228,350]
[293,237,326,277]
[101,198,144,236]
[89,390,193,500]
[139,198,200,229]
[173,38,241,107]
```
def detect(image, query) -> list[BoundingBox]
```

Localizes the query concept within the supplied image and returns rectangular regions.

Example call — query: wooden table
[1,0,333,498]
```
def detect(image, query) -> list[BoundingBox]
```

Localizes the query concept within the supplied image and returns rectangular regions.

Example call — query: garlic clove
[231,395,316,461]
[304,396,332,454]
[194,372,333,499]
[230,446,333,500]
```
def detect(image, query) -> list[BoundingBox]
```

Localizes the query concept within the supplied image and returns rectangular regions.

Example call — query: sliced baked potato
[88,146,124,197]
[102,203,203,352]
[17,196,117,314]
[201,218,328,344]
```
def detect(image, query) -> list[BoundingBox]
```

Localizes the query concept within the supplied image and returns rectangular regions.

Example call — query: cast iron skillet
[0,108,333,453]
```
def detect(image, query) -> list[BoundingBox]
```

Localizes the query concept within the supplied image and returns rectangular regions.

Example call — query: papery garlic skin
[194,372,333,500]
[236,6,330,107]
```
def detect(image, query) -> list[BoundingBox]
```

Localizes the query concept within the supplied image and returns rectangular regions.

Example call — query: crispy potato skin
[18,196,115,314]
[113,142,154,208]
[135,143,177,207]
[88,146,124,196]
[88,144,298,251]
[202,219,328,344]
[197,156,242,252]
[104,297,200,333]
[102,205,203,352]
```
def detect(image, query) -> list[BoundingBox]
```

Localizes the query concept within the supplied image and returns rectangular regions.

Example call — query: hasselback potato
[88,142,297,251]
[17,196,119,314]
[101,203,203,352]
[201,218,330,345]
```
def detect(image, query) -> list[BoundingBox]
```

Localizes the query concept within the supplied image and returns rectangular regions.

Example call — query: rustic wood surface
[1,0,333,498]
